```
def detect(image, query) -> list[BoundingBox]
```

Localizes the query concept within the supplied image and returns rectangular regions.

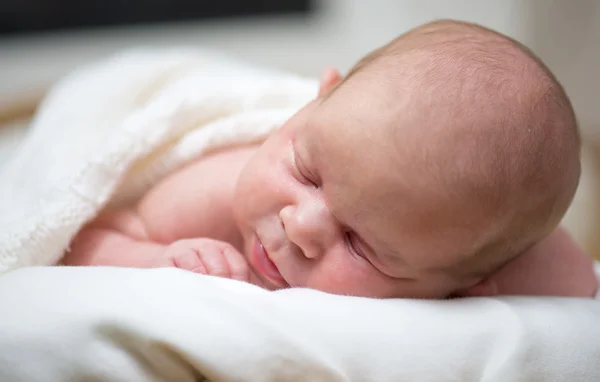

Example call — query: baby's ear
[318,67,342,97]
[455,278,498,297]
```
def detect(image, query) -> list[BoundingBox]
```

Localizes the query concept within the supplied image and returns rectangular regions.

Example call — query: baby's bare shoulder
[491,227,597,297]
[136,144,258,244]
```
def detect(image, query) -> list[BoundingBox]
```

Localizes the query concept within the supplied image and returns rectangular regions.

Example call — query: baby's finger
[196,243,231,278]
[223,246,251,282]
[169,247,207,274]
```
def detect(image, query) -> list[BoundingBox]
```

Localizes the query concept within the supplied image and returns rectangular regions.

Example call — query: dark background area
[0,0,313,36]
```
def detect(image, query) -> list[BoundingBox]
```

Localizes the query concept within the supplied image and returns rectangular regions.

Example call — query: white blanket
[0,49,316,273]
[0,266,599,381]
[0,49,599,381]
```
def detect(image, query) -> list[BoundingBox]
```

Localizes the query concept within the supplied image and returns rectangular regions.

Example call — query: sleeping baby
[61,20,598,299]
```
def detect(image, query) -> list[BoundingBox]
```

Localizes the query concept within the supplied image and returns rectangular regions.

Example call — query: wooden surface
[0,90,43,127]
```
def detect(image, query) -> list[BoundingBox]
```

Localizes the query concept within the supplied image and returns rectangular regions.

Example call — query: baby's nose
[279,201,334,259]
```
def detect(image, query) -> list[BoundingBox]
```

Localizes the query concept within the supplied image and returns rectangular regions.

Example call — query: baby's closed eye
[290,141,319,188]
[345,231,368,260]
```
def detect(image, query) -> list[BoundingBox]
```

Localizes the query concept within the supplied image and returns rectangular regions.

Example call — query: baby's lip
[252,235,289,288]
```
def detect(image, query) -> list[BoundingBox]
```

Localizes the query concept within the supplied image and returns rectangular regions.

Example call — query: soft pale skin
[62,21,598,299]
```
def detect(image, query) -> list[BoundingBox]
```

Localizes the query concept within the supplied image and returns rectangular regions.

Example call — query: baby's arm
[62,211,258,283]
[63,145,256,268]
[489,227,598,298]
[61,209,166,268]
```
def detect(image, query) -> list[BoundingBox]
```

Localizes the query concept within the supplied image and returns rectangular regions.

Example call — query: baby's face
[233,74,484,298]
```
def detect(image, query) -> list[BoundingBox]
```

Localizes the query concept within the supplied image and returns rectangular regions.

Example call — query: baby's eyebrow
[300,121,325,158]
[294,133,324,184]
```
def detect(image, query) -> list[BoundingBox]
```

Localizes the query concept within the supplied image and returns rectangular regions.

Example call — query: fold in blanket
[0,49,317,273]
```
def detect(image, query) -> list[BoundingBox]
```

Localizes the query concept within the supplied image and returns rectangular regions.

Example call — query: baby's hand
[163,238,260,285]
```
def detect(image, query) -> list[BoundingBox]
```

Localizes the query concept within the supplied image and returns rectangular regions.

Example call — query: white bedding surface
[0,266,599,382]
[0,49,599,381]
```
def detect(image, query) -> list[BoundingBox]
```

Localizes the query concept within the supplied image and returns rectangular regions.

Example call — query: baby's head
[233,20,580,298]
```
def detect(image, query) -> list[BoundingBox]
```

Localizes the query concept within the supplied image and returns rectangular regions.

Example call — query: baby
[62,20,598,299]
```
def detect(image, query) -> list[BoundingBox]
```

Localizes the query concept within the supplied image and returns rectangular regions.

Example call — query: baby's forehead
[304,104,404,183]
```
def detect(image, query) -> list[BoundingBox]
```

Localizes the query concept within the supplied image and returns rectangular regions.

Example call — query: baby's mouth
[251,236,288,288]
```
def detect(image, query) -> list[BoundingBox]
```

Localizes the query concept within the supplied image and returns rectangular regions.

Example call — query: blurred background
[1,0,600,255]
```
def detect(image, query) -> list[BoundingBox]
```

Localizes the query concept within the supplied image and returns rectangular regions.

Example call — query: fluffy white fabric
[0,48,316,273]
[0,49,599,381]
[0,266,599,381]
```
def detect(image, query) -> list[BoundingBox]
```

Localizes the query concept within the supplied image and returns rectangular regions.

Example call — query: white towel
[0,49,317,273]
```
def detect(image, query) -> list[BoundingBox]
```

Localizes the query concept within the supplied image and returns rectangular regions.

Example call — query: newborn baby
[62,20,598,299]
